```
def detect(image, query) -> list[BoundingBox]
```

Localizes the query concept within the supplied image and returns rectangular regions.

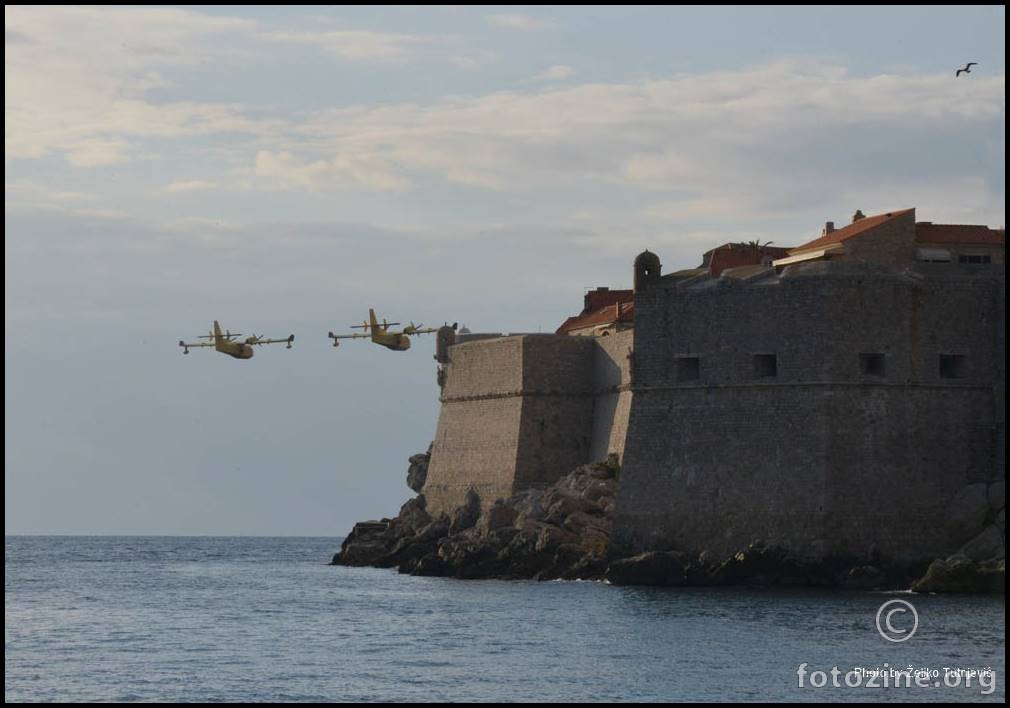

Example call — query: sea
[4,536,1004,702]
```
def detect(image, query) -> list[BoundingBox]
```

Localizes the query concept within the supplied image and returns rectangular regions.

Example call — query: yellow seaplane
[328,308,437,351]
[179,321,294,359]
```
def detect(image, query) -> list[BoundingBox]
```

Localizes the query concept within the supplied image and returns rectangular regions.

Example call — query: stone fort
[423,207,1005,565]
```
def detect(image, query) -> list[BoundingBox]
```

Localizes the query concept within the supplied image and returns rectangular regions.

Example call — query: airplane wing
[250,335,295,347]
[405,327,439,336]
[328,331,372,340]
[179,340,215,353]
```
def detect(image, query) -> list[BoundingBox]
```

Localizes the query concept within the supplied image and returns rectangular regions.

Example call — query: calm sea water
[4,536,1004,702]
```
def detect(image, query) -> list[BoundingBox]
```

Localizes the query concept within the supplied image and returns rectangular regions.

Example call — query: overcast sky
[5,6,1005,535]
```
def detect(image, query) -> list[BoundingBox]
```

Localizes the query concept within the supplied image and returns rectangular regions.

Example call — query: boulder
[331,520,393,566]
[988,480,1005,512]
[439,532,509,579]
[449,489,481,534]
[944,483,990,545]
[487,526,519,547]
[560,553,609,581]
[414,518,450,544]
[958,525,1005,562]
[406,448,431,493]
[395,495,431,535]
[479,500,518,536]
[496,528,555,579]
[841,565,887,590]
[579,526,610,557]
[544,494,601,525]
[511,489,546,524]
[707,541,826,587]
[383,535,434,568]
[534,524,580,554]
[563,510,608,535]
[405,552,447,577]
[911,556,1005,594]
[606,551,689,586]
[582,478,616,503]
[587,458,619,480]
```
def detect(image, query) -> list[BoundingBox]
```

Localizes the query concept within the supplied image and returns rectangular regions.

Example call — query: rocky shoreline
[331,452,1004,594]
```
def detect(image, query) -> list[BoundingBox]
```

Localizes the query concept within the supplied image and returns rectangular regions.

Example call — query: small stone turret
[634,250,661,292]
[434,324,457,365]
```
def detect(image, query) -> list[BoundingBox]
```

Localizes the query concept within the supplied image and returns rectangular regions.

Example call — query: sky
[4,5,1005,535]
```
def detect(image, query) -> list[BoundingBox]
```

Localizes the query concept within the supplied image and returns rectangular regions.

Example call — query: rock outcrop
[406,444,431,494]
[332,458,620,581]
[909,479,1005,594]
[332,454,1005,592]
[944,483,991,545]
[911,556,1005,594]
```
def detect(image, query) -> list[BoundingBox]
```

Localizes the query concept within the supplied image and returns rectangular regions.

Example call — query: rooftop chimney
[583,286,611,314]
[822,221,835,236]
[852,209,866,223]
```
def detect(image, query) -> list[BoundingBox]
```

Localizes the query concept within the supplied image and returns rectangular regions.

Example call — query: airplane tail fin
[369,308,380,341]
[213,320,224,348]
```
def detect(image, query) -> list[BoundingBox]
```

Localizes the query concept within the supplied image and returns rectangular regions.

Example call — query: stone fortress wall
[424,330,634,515]
[423,209,1004,566]
[612,260,1003,564]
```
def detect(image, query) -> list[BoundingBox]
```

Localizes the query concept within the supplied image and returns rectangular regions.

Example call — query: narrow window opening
[677,356,700,382]
[754,354,777,378]
[859,353,886,377]
[939,354,966,379]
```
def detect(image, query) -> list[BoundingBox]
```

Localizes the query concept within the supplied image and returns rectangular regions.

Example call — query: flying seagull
[956,62,978,77]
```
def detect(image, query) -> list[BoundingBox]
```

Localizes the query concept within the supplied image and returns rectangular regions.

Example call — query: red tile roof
[556,301,634,335]
[915,223,1005,246]
[705,243,793,277]
[702,243,793,260]
[583,288,633,313]
[789,208,914,255]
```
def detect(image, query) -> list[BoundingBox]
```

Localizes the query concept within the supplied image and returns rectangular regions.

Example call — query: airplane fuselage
[375,334,411,351]
[216,341,254,359]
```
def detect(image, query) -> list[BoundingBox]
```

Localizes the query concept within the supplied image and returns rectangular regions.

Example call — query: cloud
[260,29,431,63]
[160,180,219,194]
[64,139,134,167]
[5,6,268,165]
[246,60,1003,229]
[449,55,483,71]
[5,180,91,203]
[5,7,1004,237]
[73,207,130,220]
[252,150,409,191]
[529,65,575,82]
[486,13,553,31]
